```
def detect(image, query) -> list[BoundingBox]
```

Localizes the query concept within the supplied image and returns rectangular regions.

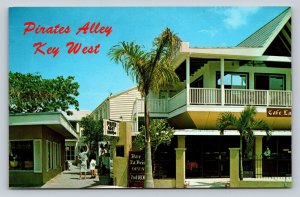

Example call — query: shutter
[50,141,53,169]
[53,142,56,169]
[34,139,42,173]
[46,140,49,171]
[58,143,61,168]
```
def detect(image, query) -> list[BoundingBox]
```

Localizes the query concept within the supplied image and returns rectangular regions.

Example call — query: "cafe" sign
[267,108,291,117]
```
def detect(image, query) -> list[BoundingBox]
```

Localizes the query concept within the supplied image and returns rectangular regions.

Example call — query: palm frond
[146,28,181,86]
[240,106,257,128]
[108,41,149,94]
[152,27,181,63]
[149,61,179,93]
[217,112,237,134]
[252,119,272,136]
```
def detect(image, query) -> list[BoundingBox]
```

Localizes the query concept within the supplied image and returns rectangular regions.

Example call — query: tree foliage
[133,119,174,154]
[216,105,272,179]
[108,27,181,188]
[108,28,181,96]
[79,116,104,146]
[9,72,79,115]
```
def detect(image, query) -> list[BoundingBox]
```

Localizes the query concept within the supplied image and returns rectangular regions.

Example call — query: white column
[221,58,225,106]
[186,57,190,105]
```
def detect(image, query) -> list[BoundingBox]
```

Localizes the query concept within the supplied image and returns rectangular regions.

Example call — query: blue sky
[9,6,287,111]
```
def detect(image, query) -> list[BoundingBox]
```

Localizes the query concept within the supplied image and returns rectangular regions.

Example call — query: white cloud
[198,29,218,37]
[223,7,260,29]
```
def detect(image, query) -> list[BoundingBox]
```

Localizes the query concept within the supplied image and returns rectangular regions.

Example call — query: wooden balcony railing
[133,88,292,116]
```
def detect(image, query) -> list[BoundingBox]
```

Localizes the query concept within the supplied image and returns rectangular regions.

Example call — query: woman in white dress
[78,144,89,179]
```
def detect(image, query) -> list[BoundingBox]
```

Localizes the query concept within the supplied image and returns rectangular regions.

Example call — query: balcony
[131,88,291,132]
[133,88,292,117]
[190,88,292,107]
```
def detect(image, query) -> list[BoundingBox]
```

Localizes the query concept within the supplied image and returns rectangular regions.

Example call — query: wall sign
[128,151,145,188]
[267,108,291,117]
[103,119,119,136]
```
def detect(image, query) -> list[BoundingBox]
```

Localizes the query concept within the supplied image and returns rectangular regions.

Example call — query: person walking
[78,144,89,179]
[89,149,97,179]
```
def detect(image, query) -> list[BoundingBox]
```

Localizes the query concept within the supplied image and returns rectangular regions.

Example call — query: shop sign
[267,108,291,117]
[128,151,144,188]
[103,119,119,136]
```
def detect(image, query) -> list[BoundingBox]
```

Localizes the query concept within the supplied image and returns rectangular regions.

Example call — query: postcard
[8,6,292,189]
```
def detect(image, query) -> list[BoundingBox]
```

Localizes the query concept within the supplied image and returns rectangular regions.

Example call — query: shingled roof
[237,7,291,49]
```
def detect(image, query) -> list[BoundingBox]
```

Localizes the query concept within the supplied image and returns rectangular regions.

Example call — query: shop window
[9,140,34,170]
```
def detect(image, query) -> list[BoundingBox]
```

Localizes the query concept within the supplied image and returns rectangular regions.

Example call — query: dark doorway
[262,136,291,177]
[185,136,239,178]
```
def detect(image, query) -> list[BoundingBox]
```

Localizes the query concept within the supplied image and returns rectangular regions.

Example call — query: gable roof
[237,7,291,50]
[109,87,138,99]
[174,7,292,66]
[91,86,140,114]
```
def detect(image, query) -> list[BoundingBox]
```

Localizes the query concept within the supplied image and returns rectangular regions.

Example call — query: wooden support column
[220,58,225,106]
[255,136,263,178]
[175,136,186,188]
[229,148,240,187]
[186,57,190,105]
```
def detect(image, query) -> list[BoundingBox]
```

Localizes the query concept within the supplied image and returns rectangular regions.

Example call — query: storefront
[9,112,78,187]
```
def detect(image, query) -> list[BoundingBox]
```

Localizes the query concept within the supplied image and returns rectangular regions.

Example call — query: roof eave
[9,112,78,139]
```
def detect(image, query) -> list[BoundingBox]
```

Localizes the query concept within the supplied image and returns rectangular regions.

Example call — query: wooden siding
[109,88,141,122]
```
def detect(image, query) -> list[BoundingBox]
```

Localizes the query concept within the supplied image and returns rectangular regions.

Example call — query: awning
[9,112,78,139]
[174,129,291,136]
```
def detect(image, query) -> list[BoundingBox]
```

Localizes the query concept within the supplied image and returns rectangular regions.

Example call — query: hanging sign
[103,119,119,136]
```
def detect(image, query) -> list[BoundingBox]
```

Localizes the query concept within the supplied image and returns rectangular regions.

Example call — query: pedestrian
[89,149,97,178]
[263,146,271,158]
[78,144,89,179]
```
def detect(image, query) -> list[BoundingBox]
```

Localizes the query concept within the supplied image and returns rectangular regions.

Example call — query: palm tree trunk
[239,134,243,180]
[144,95,154,188]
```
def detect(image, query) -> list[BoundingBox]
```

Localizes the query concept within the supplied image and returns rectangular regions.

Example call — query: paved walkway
[41,164,123,189]
[42,164,230,189]
[185,178,230,188]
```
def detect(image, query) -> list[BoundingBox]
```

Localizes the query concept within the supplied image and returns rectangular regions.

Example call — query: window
[65,146,75,161]
[46,141,61,170]
[216,72,248,89]
[46,140,53,170]
[255,74,285,90]
[9,140,34,170]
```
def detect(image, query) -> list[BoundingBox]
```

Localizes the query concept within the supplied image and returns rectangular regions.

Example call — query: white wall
[109,88,141,122]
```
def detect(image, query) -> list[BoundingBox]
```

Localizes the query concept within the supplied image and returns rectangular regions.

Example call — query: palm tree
[108,28,181,188]
[216,106,271,180]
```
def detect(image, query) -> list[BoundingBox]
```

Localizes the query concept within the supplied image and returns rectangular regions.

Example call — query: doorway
[185,136,239,178]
